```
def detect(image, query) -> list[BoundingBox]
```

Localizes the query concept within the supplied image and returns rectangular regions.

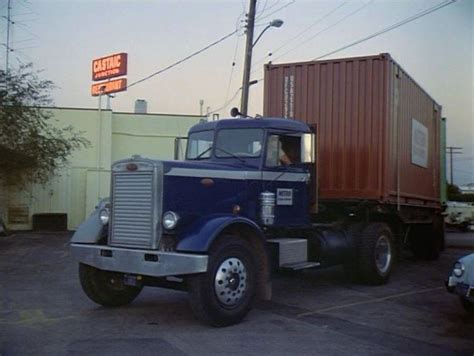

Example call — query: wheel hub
[214,257,247,306]
[375,235,392,274]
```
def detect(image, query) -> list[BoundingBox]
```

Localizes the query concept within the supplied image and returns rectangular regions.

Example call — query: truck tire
[460,297,474,314]
[187,238,257,327]
[410,218,443,261]
[79,263,142,307]
[356,223,394,285]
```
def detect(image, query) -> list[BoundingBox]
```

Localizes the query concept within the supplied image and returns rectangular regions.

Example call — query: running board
[281,261,321,271]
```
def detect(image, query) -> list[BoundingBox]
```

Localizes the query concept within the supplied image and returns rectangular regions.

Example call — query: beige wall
[6,107,203,230]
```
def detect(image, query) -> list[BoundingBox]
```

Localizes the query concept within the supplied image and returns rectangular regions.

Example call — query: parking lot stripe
[298,286,444,317]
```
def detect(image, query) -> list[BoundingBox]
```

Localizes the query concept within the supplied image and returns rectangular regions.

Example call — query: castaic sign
[91,52,128,96]
[92,53,127,81]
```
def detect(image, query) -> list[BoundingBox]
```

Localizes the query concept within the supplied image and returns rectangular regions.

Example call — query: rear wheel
[79,263,142,307]
[188,238,257,327]
[356,223,394,285]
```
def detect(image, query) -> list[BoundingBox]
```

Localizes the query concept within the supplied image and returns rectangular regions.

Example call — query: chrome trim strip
[71,243,208,277]
[166,168,309,182]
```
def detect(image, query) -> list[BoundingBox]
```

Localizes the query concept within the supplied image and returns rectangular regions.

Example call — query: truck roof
[189,117,311,133]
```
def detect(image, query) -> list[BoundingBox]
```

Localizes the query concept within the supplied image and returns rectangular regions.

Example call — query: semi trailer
[71,54,445,326]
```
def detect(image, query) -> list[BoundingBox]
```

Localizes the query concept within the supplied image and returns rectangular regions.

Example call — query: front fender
[176,214,265,253]
[71,198,109,244]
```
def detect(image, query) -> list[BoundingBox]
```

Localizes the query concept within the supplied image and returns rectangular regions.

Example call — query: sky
[1,0,473,184]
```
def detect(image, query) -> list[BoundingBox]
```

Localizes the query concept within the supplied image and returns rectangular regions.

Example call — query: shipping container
[264,53,442,209]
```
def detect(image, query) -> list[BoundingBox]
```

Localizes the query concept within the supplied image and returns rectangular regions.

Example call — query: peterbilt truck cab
[71,117,394,326]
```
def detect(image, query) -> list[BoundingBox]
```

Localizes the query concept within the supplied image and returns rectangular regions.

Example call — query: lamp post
[240,1,283,117]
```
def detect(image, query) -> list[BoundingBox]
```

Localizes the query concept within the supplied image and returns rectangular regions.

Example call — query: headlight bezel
[162,211,179,230]
[98,208,110,225]
[453,261,465,277]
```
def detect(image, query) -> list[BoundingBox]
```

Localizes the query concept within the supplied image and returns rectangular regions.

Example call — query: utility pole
[240,0,257,117]
[5,0,12,72]
[446,146,463,185]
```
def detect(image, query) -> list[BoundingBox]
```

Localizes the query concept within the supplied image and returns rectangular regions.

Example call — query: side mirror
[301,133,315,163]
[230,107,241,117]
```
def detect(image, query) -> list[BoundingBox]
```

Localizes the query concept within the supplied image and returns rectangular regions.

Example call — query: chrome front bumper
[70,243,208,277]
[446,276,474,301]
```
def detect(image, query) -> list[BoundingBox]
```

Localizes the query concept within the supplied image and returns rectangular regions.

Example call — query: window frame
[185,129,215,160]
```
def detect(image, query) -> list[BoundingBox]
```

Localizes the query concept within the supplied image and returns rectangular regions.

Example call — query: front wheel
[79,263,142,307]
[187,238,257,327]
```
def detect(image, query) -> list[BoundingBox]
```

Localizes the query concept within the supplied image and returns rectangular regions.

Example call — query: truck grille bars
[109,159,163,249]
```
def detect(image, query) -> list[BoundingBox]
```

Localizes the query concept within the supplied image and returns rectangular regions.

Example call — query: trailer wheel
[79,263,142,307]
[460,297,474,314]
[187,238,257,327]
[357,223,394,285]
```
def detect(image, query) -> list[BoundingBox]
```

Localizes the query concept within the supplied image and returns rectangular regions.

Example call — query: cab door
[262,132,311,227]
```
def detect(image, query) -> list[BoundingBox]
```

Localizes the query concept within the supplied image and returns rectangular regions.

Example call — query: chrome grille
[110,171,156,248]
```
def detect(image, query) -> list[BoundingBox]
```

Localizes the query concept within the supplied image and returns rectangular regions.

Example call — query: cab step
[281,261,321,271]
[267,238,316,270]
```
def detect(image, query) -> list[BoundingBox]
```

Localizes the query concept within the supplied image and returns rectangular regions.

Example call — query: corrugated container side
[384,58,441,207]
[264,54,441,208]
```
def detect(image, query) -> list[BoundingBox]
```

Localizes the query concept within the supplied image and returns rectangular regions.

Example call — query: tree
[0,64,89,187]
[447,183,474,202]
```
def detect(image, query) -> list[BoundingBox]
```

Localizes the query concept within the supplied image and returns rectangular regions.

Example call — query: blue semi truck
[71,117,443,326]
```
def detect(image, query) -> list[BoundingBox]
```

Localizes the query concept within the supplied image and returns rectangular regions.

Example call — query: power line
[249,0,454,89]
[270,0,374,64]
[453,168,474,175]
[208,87,243,116]
[251,1,348,72]
[255,0,295,23]
[256,0,270,19]
[128,29,238,89]
[454,156,474,162]
[256,0,282,17]
[314,0,456,60]
[223,33,242,111]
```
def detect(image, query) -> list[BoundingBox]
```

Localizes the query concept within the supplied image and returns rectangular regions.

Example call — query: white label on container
[277,188,293,205]
[411,119,429,168]
[283,75,295,118]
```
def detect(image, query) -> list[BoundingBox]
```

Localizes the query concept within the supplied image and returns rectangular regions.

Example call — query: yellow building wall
[6,107,203,230]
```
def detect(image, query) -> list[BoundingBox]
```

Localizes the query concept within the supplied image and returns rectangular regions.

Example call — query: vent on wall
[134,99,147,114]
[8,206,29,225]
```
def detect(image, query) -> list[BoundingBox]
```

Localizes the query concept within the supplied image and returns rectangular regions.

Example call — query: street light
[253,19,284,48]
[240,13,284,117]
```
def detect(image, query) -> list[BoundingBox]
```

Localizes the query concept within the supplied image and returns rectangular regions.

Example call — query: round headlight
[99,208,110,225]
[453,261,464,277]
[163,211,179,230]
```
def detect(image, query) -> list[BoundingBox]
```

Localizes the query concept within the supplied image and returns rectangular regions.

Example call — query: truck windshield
[215,128,263,158]
[186,130,214,160]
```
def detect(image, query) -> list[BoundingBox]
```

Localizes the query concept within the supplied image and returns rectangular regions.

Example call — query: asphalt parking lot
[1,231,473,355]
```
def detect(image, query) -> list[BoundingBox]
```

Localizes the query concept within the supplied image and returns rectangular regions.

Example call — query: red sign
[91,78,127,96]
[92,53,127,81]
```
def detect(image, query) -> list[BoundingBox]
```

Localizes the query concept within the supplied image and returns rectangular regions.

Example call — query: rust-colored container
[264,53,442,208]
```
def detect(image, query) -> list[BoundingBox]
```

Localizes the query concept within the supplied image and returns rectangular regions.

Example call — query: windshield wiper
[214,147,246,164]
[193,146,213,160]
